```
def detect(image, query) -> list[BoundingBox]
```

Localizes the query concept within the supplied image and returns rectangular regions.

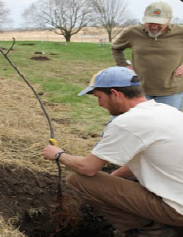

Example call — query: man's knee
[66,172,103,195]
[66,172,79,188]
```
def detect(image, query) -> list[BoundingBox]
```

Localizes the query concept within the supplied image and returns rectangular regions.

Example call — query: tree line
[0,0,11,27]
[1,0,183,43]
[21,0,139,42]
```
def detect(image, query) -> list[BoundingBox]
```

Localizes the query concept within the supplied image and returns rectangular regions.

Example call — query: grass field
[0,41,131,133]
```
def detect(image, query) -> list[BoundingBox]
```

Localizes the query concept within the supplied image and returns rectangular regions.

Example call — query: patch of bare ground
[35,52,44,54]
[0,78,114,237]
[21,44,35,46]
[30,56,50,61]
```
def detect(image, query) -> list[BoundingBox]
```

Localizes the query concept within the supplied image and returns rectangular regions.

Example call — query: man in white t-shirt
[43,67,183,237]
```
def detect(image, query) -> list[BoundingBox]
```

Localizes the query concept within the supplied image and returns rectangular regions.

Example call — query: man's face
[93,90,123,116]
[145,21,169,38]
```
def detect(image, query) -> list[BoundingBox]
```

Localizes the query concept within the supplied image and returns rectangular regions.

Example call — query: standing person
[43,67,183,237]
[111,1,183,111]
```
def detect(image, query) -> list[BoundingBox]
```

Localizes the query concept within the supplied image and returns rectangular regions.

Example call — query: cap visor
[78,86,94,96]
[142,16,169,24]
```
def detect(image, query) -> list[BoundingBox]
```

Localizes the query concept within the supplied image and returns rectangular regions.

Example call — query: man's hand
[126,65,134,70]
[110,165,134,178]
[174,64,183,77]
[43,144,62,160]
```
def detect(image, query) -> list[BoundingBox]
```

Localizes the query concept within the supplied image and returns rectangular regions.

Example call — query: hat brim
[78,86,94,96]
[142,16,169,24]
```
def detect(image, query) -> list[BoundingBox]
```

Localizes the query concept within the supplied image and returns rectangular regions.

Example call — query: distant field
[0,27,121,43]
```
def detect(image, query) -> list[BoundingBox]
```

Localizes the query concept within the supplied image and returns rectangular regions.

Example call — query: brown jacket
[111,24,183,96]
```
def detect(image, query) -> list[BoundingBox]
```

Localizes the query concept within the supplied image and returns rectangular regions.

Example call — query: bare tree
[0,0,11,28]
[22,0,91,42]
[90,0,135,42]
[171,17,183,25]
[122,18,140,27]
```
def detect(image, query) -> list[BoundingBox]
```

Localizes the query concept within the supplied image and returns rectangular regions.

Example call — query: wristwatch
[55,151,66,161]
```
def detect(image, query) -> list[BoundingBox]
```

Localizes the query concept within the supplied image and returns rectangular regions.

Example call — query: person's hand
[174,64,183,77]
[110,168,123,176]
[110,165,134,178]
[126,65,133,70]
[43,144,62,160]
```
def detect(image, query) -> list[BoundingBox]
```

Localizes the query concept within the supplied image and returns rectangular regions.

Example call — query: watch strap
[55,151,66,161]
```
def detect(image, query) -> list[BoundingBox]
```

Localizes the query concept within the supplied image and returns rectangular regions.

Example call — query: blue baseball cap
[78,66,139,96]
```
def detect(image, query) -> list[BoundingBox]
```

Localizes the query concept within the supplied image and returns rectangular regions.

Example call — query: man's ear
[111,89,124,99]
[167,18,171,24]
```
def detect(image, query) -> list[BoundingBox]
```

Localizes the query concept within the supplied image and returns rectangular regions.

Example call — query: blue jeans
[146,92,183,111]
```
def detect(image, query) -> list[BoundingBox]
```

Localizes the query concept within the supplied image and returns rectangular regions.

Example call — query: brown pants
[66,171,183,232]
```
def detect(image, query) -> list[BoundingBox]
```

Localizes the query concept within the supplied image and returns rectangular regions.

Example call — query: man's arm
[111,27,131,67]
[43,145,108,176]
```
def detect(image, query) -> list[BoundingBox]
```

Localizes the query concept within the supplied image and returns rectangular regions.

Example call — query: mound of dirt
[35,52,44,54]
[0,163,114,237]
[21,44,35,46]
[30,56,50,61]
[0,163,58,234]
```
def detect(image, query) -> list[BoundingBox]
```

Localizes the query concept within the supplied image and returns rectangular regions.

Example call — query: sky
[126,0,183,21]
[4,0,183,28]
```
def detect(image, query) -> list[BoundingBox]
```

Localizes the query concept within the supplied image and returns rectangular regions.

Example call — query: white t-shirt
[92,100,183,215]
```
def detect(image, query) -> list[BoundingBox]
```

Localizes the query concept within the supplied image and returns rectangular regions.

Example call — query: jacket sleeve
[111,27,131,67]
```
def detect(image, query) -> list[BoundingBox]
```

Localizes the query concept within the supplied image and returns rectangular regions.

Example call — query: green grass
[0,41,131,133]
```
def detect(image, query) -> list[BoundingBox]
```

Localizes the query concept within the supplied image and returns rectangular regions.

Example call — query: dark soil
[0,163,114,237]
[21,44,35,46]
[1,163,182,237]
[35,52,44,54]
[30,56,50,61]
[38,91,44,96]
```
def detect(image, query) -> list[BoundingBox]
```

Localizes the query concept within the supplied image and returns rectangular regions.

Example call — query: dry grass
[0,216,26,237]
[0,77,98,172]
